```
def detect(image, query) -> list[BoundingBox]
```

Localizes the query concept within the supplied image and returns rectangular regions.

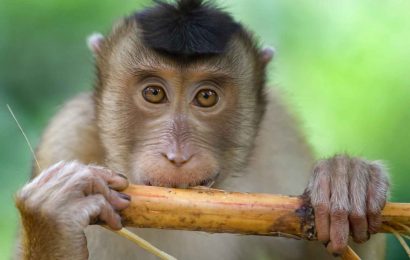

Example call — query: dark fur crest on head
[135,0,241,56]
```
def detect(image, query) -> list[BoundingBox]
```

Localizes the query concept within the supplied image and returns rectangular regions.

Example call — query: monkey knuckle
[366,161,389,184]
[95,182,110,199]
[90,164,114,177]
[330,210,349,223]
[84,171,99,182]
[74,167,96,183]
[372,171,390,188]
[67,160,83,168]
[58,160,81,174]
[369,160,388,174]
[349,213,366,224]
[312,160,329,176]
[87,203,104,218]
[87,178,106,197]
[94,194,108,208]
[15,187,51,216]
[349,159,371,179]
[43,160,67,173]
[349,203,366,217]
[331,154,351,167]
[15,195,37,215]
[314,203,329,216]
[78,195,107,220]
[310,192,328,206]
[368,185,389,208]
[15,186,33,203]
[368,199,384,214]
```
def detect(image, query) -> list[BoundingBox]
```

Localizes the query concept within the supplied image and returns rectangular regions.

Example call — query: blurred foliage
[0,0,409,259]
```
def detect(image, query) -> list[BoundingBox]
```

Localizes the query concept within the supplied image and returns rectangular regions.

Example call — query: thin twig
[394,222,410,235]
[104,226,177,260]
[7,104,41,171]
[383,225,410,257]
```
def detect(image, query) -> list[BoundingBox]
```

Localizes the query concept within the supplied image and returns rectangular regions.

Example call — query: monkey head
[92,0,273,188]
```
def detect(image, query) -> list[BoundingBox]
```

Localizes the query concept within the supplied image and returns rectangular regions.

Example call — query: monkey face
[126,72,229,187]
[95,25,267,188]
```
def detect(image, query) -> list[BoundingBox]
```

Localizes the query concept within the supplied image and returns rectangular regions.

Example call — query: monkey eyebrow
[130,69,163,80]
[130,68,235,86]
[197,74,234,86]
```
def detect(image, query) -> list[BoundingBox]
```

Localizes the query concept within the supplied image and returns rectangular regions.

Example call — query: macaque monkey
[15,0,389,259]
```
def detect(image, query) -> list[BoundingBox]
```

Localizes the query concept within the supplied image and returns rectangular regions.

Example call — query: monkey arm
[120,185,409,239]
[14,93,108,259]
[33,92,104,177]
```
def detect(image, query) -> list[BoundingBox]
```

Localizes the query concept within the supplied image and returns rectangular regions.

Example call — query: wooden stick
[342,246,361,260]
[121,185,410,239]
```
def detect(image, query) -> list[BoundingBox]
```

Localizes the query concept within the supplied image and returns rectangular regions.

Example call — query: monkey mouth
[198,178,216,188]
[143,174,219,189]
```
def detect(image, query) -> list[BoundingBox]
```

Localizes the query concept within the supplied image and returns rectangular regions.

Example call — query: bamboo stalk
[121,185,410,239]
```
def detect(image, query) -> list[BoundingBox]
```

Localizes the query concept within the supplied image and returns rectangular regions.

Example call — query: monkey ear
[87,32,104,55]
[260,46,276,65]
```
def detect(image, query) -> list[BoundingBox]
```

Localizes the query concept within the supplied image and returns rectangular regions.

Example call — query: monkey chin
[130,153,220,189]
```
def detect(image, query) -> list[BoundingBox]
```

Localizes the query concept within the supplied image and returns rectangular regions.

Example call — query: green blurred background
[0,0,409,259]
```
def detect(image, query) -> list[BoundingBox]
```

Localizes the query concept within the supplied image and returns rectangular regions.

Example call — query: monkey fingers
[83,166,131,210]
[59,165,131,211]
[348,159,370,243]
[310,156,389,256]
[327,211,349,255]
[367,163,389,234]
[86,165,129,191]
[28,161,67,187]
[309,156,351,255]
[327,157,350,254]
[73,194,123,230]
[309,161,331,243]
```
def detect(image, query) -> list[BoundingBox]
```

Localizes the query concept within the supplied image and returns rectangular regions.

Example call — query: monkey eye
[142,85,167,104]
[194,89,219,108]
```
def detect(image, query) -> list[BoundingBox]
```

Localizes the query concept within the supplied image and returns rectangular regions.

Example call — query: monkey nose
[163,152,192,167]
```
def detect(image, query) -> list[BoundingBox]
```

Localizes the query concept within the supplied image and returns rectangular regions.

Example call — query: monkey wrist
[20,218,88,260]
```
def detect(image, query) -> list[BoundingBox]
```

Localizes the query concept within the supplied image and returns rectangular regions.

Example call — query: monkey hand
[305,155,389,256]
[15,161,130,259]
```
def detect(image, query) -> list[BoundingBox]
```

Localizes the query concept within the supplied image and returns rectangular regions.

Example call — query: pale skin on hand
[306,156,389,255]
[15,162,130,259]
[15,1,389,259]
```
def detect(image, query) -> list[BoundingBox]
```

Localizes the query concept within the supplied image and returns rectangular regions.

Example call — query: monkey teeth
[144,180,214,189]
[176,183,190,189]
[175,179,214,189]
[199,179,215,188]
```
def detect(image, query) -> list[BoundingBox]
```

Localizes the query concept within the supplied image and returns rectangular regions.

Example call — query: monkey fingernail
[117,173,128,180]
[118,192,131,201]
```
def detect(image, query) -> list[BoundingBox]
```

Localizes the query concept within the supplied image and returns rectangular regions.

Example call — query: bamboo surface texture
[121,185,410,240]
